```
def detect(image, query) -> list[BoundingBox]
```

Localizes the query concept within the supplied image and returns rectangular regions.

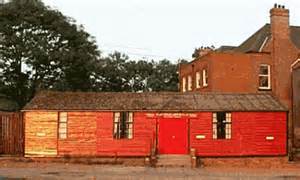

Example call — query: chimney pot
[270,4,290,40]
[274,3,277,8]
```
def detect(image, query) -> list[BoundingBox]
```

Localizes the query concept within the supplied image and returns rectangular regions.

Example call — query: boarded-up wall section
[24,112,58,157]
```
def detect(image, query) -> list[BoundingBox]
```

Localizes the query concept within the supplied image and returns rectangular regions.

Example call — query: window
[113,112,133,139]
[213,112,231,139]
[182,77,186,92]
[259,64,271,90]
[188,75,192,91]
[203,69,208,87]
[196,72,201,88]
[58,112,68,139]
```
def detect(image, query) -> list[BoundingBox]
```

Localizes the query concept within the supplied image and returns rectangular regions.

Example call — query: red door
[158,118,188,154]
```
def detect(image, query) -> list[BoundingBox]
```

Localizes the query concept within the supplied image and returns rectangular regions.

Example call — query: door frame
[156,117,189,154]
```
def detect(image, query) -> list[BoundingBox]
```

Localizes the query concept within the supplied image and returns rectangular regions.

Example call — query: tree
[192,47,201,59]
[124,59,153,92]
[96,51,130,92]
[147,59,178,91]
[94,52,178,92]
[192,46,215,59]
[0,0,100,107]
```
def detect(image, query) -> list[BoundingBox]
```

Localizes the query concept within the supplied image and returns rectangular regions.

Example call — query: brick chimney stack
[269,4,294,109]
[269,5,298,156]
[270,4,290,40]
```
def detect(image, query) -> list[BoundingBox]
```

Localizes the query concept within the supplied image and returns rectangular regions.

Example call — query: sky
[42,0,300,61]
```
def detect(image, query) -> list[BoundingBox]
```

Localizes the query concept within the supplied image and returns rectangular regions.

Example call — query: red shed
[22,91,287,159]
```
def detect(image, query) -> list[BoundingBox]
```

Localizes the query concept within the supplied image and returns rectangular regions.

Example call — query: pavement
[0,162,300,179]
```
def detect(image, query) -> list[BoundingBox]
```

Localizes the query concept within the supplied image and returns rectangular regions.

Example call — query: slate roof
[23,91,287,112]
[216,46,237,52]
[219,24,300,53]
[0,94,19,112]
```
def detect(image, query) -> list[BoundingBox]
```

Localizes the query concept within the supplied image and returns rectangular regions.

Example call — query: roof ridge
[36,90,273,95]
[290,25,300,28]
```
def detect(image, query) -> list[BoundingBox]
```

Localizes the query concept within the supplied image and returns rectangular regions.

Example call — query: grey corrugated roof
[218,24,300,53]
[23,91,287,112]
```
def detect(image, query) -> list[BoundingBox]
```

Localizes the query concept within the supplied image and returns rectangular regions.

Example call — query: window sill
[212,139,232,141]
[113,138,134,141]
[195,86,208,90]
[258,88,272,91]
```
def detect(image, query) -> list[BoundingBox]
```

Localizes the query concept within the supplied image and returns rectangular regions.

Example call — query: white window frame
[213,112,232,140]
[113,112,133,139]
[182,77,186,92]
[203,69,208,87]
[196,72,201,88]
[188,75,192,91]
[58,112,68,139]
[258,64,271,90]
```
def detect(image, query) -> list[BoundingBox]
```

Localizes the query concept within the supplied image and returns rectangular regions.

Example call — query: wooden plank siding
[24,112,58,157]
[58,112,97,157]
[0,112,23,155]
[96,112,156,156]
[24,112,156,157]
[190,112,287,156]
[23,111,286,157]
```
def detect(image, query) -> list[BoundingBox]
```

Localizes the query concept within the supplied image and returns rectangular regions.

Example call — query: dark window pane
[217,112,226,139]
[113,112,133,139]
[259,76,269,87]
[213,112,231,140]
[260,65,269,75]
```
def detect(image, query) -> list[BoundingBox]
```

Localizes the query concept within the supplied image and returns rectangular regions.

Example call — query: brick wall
[179,52,272,93]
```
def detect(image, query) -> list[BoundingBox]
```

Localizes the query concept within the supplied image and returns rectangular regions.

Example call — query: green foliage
[147,59,178,91]
[95,51,178,92]
[192,48,201,59]
[0,0,100,107]
[0,0,179,109]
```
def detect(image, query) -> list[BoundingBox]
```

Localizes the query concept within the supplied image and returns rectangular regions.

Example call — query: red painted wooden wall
[58,112,156,157]
[190,112,287,156]
[56,111,286,157]
[96,112,156,156]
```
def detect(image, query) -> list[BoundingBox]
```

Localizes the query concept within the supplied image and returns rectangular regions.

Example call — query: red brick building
[179,5,300,155]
